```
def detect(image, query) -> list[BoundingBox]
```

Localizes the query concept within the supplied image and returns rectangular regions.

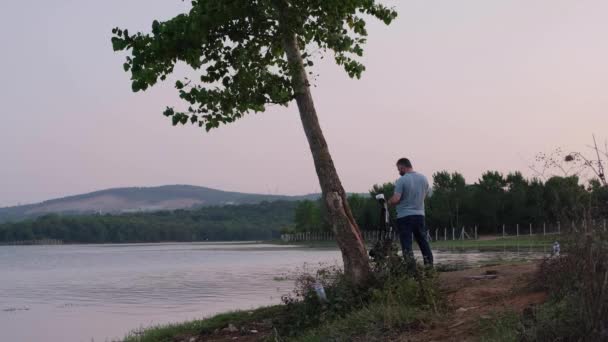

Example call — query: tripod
[369,194,395,260]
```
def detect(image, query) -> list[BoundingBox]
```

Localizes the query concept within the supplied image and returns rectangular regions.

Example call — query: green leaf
[163,107,175,117]
[111,37,125,51]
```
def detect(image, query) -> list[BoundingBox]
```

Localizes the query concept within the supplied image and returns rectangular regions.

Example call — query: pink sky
[1,0,607,207]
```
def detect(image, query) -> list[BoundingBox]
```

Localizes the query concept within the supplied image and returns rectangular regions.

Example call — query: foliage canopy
[111,0,397,130]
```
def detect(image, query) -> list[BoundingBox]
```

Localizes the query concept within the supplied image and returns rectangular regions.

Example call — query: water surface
[0,242,545,341]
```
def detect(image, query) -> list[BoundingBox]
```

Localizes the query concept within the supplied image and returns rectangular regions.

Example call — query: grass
[270,234,557,250]
[431,235,556,250]
[123,305,282,342]
[293,301,421,342]
[126,295,426,342]
[478,311,521,342]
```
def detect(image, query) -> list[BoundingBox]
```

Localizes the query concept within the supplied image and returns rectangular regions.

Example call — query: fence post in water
[452,227,455,241]
[435,229,438,242]
[475,225,478,240]
[502,224,505,238]
[516,224,519,238]
[529,223,532,236]
[444,228,447,241]
[558,221,561,234]
[543,222,546,236]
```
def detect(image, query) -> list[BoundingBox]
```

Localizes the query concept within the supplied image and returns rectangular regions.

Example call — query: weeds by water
[124,306,282,342]
[272,250,440,340]
[125,247,442,342]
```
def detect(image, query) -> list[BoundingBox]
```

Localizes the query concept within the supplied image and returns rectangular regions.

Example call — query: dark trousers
[396,215,434,265]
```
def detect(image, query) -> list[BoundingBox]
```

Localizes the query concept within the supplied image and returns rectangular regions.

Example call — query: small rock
[227,323,238,333]
[456,307,468,313]
[480,315,491,320]
[250,330,258,334]
[189,337,196,342]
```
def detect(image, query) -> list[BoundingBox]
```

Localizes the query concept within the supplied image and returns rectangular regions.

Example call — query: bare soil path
[400,262,546,342]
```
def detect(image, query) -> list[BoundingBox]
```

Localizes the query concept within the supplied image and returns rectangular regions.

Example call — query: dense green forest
[0,201,297,243]
[1,171,606,243]
[293,171,608,235]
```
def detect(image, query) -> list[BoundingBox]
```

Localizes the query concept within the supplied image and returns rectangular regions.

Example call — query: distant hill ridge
[0,185,320,222]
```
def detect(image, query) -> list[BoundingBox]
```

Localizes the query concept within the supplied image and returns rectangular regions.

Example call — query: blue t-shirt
[394,171,430,218]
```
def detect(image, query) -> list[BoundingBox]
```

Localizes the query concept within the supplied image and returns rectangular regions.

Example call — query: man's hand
[388,192,402,206]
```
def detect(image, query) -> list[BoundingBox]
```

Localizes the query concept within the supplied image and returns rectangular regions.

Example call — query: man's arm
[389,178,403,206]
[388,192,402,206]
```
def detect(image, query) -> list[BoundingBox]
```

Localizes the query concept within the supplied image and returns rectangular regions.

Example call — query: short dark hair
[396,158,412,168]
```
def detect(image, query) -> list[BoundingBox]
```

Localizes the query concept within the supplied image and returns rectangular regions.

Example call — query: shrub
[527,231,608,341]
[275,246,440,339]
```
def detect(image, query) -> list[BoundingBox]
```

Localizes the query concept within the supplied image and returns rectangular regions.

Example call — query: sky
[1,0,607,207]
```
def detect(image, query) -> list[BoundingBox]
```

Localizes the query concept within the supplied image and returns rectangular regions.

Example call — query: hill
[0,185,319,223]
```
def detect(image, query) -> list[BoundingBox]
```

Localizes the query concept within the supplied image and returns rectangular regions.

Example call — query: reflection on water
[0,242,546,342]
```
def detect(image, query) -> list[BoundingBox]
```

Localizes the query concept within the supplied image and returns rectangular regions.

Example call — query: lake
[0,242,546,341]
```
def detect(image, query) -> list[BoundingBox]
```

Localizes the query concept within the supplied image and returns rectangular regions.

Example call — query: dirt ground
[400,262,546,342]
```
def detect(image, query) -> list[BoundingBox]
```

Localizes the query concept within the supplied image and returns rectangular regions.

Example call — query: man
[388,158,434,266]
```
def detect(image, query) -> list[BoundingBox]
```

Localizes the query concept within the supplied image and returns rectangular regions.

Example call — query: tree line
[292,171,608,235]
[0,201,297,243]
[1,171,605,243]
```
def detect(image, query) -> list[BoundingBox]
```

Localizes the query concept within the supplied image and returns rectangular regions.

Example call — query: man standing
[388,158,434,266]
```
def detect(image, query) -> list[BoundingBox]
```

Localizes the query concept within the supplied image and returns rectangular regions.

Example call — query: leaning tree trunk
[277,5,371,286]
